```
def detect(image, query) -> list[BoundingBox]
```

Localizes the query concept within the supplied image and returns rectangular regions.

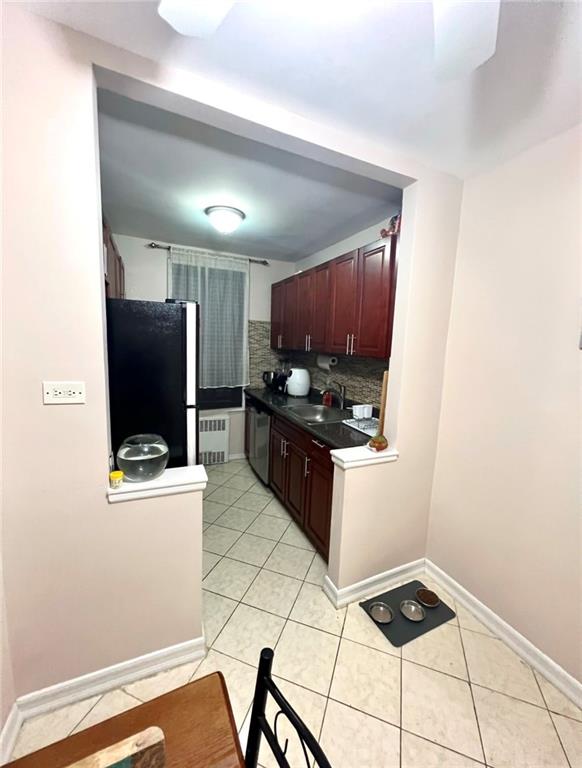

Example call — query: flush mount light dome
[158,0,234,38]
[204,206,246,235]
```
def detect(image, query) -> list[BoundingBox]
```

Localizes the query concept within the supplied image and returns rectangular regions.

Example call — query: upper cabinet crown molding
[270,237,398,360]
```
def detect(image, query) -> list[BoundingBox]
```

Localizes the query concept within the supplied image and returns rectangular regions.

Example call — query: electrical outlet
[43,381,86,404]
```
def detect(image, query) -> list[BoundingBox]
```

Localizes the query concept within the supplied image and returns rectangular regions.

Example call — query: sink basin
[285,404,352,424]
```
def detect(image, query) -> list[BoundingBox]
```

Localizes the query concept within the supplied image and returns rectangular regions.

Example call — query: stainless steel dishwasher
[246,399,271,484]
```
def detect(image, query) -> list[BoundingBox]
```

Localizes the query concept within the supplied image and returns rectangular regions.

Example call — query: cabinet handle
[304,457,310,477]
[308,334,311,351]
[305,334,308,351]
[350,334,356,355]
[311,439,326,449]
[346,333,350,354]
[280,438,284,457]
[283,439,288,458]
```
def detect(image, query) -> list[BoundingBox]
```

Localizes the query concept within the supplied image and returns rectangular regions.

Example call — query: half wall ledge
[107,465,208,503]
[330,445,399,470]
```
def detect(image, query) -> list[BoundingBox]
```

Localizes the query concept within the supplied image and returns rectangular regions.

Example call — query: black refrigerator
[106,299,199,468]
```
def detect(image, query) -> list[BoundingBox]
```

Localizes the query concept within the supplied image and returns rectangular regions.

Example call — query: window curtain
[169,246,249,389]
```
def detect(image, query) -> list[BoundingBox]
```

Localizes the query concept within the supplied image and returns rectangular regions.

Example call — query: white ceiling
[97,90,402,261]
[27,1,582,178]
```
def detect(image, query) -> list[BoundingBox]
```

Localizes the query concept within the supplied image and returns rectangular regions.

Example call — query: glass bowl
[116,434,169,482]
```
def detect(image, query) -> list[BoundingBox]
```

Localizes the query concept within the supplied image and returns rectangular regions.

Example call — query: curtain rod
[147,241,269,266]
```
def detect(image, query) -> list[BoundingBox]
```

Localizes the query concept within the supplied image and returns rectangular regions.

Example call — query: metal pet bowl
[400,599,426,622]
[369,602,394,625]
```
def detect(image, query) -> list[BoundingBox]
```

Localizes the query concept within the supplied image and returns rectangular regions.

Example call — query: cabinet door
[270,282,284,350]
[355,238,397,359]
[310,263,330,351]
[281,277,298,350]
[269,427,286,501]
[285,441,308,524]
[327,250,358,354]
[305,457,333,559]
[295,270,313,351]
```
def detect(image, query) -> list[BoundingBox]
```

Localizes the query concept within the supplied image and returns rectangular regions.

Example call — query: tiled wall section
[248,320,387,407]
[283,351,387,408]
[248,320,281,387]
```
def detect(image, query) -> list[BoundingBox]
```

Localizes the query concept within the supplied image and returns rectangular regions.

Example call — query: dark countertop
[244,387,370,450]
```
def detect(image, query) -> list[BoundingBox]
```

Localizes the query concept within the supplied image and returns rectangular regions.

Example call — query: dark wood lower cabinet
[304,457,333,555]
[269,426,286,501]
[285,441,308,525]
[268,416,333,560]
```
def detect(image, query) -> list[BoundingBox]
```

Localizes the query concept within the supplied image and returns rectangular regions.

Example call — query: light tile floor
[10,459,582,768]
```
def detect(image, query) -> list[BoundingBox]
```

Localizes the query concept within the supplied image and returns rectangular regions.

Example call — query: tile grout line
[532,670,573,768]
[206,518,314,550]
[65,694,104,739]
[230,544,319,749]
[457,616,488,766]
[315,596,349,749]
[206,542,281,651]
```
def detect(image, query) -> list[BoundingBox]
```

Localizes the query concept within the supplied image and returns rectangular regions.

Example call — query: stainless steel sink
[284,404,352,424]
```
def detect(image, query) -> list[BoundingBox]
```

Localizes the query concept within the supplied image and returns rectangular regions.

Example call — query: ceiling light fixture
[204,206,246,235]
[157,0,235,38]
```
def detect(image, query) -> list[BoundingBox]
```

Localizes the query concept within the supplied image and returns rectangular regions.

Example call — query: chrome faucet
[321,381,346,409]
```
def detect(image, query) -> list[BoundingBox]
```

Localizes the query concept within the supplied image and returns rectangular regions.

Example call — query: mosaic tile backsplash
[248,320,281,387]
[248,320,388,408]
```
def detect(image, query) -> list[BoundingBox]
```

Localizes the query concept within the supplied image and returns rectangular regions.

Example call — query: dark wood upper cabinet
[269,235,398,360]
[295,270,313,351]
[281,277,298,350]
[327,250,358,355]
[270,282,284,350]
[354,238,397,359]
[310,263,330,351]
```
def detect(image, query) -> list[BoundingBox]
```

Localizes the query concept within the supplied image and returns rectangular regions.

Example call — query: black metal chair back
[244,648,332,768]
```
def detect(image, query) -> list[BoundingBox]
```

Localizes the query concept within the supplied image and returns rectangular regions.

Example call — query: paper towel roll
[316,354,338,371]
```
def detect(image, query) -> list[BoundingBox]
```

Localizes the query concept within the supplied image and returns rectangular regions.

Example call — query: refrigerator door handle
[185,302,197,406]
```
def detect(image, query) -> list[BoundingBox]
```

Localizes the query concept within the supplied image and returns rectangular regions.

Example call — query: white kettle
[286,368,310,397]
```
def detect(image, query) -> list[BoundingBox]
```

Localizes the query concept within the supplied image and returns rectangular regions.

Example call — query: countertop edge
[330,446,400,470]
[107,465,208,504]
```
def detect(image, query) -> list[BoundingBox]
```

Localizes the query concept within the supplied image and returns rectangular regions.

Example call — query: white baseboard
[425,559,582,708]
[323,558,425,609]
[17,636,206,722]
[228,453,246,461]
[0,704,22,765]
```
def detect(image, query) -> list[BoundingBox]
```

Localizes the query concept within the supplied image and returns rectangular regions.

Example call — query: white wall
[294,213,400,272]
[2,7,202,705]
[113,233,294,320]
[428,125,581,680]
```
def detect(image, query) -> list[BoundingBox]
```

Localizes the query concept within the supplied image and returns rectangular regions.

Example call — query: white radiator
[199,414,230,465]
